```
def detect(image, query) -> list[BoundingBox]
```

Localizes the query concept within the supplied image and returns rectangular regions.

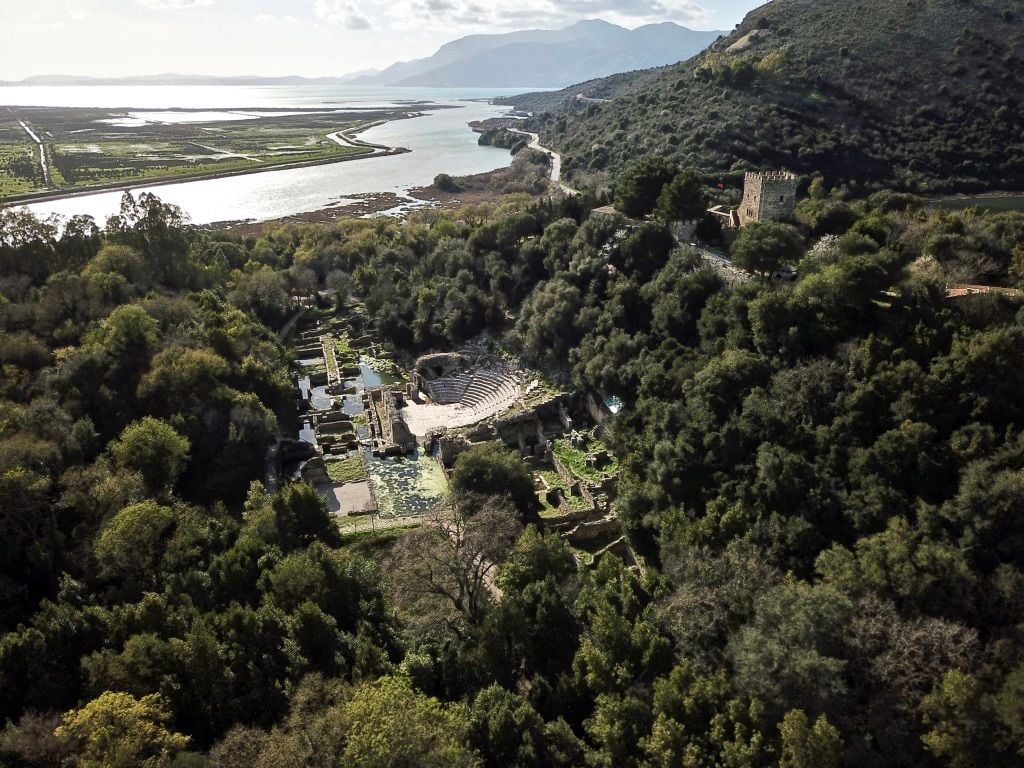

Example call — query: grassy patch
[322,334,339,380]
[0,141,40,198]
[327,456,366,484]
[536,468,593,513]
[335,334,358,367]
[552,434,619,484]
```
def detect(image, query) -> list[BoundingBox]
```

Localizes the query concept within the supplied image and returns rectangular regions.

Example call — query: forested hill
[3,178,1024,764]
[514,0,1024,194]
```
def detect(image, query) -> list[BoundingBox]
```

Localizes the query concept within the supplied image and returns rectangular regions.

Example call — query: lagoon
[0,85,528,224]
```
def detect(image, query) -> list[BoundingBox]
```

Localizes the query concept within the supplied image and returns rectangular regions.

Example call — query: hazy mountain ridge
[519,0,1023,194]
[352,20,724,88]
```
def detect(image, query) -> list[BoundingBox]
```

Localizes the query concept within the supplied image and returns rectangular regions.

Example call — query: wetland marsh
[0,105,415,198]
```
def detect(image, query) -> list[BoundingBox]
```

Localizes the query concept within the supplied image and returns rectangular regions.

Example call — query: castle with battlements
[706,169,799,230]
[738,170,799,226]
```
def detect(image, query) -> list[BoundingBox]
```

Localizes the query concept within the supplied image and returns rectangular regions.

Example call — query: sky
[0,0,768,80]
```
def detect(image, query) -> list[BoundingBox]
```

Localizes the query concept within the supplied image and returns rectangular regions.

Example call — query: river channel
[1,86,526,224]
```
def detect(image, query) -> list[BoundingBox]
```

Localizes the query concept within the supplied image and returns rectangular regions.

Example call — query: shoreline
[202,165,540,235]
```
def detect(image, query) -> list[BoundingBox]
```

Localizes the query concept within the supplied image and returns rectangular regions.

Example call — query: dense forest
[1,172,1023,767]
[509,0,1024,195]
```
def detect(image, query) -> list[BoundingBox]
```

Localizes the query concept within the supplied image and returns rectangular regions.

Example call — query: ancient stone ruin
[400,353,521,438]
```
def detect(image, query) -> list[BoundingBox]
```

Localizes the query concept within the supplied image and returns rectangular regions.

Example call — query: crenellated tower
[738,170,798,226]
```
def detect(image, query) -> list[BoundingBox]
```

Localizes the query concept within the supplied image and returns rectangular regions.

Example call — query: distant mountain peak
[567,19,620,28]
[348,19,724,88]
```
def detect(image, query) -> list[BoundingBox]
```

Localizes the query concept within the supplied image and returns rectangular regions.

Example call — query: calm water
[1,85,528,224]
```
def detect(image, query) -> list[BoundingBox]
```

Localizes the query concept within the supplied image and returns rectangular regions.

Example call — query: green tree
[83,244,146,284]
[137,346,230,405]
[340,676,480,768]
[778,710,843,768]
[240,482,339,552]
[55,691,189,768]
[728,581,851,721]
[479,528,580,684]
[573,557,672,695]
[229,267,290,326]
[516,277,583,370]
[920,670,996,768]
[451,444,539,520]
[94,500,176,587]
[730,221,805,277]
[584,693,651,768]
[641,664,767,768]
[614,156,678,219]
[90,304,159,363]
[497,526,576,593]
[108,417,190,493]
[435,173,459,192]
[467,685,547,768]
[656,169,708,222]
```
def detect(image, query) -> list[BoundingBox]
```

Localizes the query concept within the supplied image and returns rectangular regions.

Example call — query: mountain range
[349,20,725,88]
[511,0,1023,194]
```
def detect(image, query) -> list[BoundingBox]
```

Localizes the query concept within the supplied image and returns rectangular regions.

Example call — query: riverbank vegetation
[2,180,1024,766]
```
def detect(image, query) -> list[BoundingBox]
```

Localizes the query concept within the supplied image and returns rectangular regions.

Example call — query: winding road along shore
[508,128,576,195]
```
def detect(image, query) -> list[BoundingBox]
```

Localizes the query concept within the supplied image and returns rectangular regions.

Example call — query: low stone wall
[543,506,607,532]
[565,516,622,544]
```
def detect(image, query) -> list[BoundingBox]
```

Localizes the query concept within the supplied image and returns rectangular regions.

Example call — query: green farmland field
[0,106,410,202]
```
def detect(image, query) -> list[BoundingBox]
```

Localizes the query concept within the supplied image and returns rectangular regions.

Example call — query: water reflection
[24,98,518,224]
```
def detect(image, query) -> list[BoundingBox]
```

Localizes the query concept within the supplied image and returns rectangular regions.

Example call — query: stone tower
[738,170,798,226]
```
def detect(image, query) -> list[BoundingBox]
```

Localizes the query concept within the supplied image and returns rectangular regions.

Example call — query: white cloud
[313,0,372,29]
[135,0,214,9]
[381,0,711,32]
[255,13,301,25]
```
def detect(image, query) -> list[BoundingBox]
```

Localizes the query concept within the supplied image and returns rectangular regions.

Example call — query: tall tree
[656,169,708,222]
[55,691,190,768]
[614,157,679,219]
[730,221,805,277]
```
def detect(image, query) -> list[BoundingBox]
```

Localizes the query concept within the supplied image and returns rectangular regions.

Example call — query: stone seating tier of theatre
[396,369,519,437]
[427,370,517,411]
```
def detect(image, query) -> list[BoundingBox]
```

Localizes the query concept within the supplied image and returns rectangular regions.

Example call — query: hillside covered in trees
[509,0,1023,195]
[1,180,1023,766]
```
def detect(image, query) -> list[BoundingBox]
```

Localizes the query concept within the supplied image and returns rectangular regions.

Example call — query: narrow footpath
[17,119,51,187]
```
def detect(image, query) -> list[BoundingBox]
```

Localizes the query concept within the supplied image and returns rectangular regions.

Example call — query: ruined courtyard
[279,307,630,565]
